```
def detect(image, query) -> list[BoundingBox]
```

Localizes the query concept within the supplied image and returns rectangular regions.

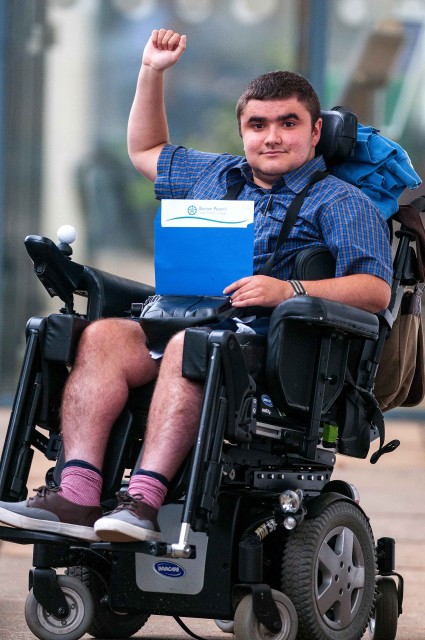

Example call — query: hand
[142,29,187,71]
[223,275,292,308]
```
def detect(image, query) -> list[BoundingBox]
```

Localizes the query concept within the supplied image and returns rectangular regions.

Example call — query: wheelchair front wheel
[24,574,94,640]
[368,577,399,640]
[281,501,376,640]
[234,589,298,640]
[67,565,149,639]
[214,619,235,633]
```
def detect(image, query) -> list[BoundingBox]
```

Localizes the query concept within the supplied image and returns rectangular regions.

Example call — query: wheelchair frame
[0,110,421,640]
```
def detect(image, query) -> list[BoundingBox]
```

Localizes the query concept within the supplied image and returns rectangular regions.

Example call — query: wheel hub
[315,525,365,630]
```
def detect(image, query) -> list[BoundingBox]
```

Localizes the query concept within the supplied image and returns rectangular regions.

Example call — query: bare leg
[0,318,165,541]
[138,330,203,481]
[93,330,204,542]
[61,318,160,468]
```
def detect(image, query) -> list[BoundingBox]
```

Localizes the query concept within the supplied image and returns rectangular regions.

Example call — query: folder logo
[161,199,254,228]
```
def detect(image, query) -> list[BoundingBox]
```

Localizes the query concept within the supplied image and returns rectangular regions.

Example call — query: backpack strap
[344,369,400,463]
[221,169,328,276]
[259,170,328,276]
[222,177,246,200]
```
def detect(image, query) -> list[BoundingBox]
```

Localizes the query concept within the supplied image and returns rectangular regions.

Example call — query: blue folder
[154,200,255,296]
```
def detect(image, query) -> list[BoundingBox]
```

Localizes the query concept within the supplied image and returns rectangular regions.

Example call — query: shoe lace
[29,485,60,501]
[114,491,144,514]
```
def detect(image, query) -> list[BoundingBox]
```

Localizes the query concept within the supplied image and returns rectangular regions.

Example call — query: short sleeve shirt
[155,144,393,285]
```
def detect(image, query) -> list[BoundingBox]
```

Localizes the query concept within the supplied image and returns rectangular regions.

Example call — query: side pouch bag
[137,294,236,352]
[374,284,425,411]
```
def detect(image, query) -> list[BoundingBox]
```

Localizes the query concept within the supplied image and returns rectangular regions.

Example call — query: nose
[264,124,282,145]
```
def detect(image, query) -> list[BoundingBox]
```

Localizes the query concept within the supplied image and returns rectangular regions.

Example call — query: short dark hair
[236,70,321,132]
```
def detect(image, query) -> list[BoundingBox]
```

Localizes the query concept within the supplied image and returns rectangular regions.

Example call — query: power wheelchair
[0,109,422,640]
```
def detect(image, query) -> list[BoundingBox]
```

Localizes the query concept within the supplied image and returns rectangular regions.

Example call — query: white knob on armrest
[57,224,77,245]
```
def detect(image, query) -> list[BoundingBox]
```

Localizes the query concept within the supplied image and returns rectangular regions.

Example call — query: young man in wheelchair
[0,29,392,543]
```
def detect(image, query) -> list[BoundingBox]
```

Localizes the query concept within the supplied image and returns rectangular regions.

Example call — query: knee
[76,318,145,360]
[160,331,186,370]
[78,318,117,350]
[164,330,186,357]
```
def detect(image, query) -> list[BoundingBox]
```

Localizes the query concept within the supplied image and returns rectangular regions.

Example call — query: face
[240,97,322,189]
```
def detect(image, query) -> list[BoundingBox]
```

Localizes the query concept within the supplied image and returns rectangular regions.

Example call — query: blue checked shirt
[155,145,393,285]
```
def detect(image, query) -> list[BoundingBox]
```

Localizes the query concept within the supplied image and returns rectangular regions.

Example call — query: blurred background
[1,0,425,406]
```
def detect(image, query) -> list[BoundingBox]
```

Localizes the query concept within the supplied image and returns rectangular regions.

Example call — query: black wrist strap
[222,169,328,277]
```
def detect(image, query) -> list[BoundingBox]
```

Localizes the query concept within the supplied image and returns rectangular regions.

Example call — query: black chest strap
[222,170,328,276]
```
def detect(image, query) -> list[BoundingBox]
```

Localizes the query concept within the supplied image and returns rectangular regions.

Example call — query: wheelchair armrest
[266,297,379,417]
[77,266,155,321]
[25,234,155,320]
[269,297,379,340]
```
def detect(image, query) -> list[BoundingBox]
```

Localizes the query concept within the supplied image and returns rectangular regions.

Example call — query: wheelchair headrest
[316,108,358,165]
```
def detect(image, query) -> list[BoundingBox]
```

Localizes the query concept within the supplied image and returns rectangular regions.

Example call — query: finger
[160,29,178,50]
[151,29,159,48]
[156,28,171,49]
[231,293,259,307]
[223,276,250,295]
[167,32,181,51]
[231,288,255,307]
[176,34,187,54]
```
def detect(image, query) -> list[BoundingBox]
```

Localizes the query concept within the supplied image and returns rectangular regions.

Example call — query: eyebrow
[247,112,301,124]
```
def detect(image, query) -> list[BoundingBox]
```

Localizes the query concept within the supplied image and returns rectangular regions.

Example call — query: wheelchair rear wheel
[281,501,376,640]
[67,565,149,639]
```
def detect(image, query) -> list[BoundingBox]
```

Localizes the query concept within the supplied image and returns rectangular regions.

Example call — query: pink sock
[59,465,102,507]
[128,474,168,511]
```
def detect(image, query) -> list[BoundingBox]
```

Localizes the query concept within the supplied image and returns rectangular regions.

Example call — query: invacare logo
[154,561,185,579]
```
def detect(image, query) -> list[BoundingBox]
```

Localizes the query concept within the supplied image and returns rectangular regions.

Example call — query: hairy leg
[138,330,203,481]
[61,318,160,468]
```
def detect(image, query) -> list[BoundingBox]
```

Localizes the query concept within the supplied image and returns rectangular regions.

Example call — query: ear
[312,117,322,148]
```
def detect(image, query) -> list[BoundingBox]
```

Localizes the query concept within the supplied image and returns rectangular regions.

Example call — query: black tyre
[281,500,376,640]
[25,574,94,640]
[368,577,398,640]
[67,565,149,639]
[234,589,298,640]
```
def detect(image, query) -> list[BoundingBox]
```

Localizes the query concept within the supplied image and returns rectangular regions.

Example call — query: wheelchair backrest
[261,108,425,441]
[316,108,358,165]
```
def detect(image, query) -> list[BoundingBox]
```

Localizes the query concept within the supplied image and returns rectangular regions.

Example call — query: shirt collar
[227,155,327,193]
[284,155,327,193]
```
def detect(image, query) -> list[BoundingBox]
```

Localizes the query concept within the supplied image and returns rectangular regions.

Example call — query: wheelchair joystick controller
[56,224,77,258]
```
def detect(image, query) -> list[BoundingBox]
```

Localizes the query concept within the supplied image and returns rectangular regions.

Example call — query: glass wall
[1,0,425,399]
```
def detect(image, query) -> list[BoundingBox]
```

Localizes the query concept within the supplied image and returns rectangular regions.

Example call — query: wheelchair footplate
[0,525,196,558]
[92,539,196,559]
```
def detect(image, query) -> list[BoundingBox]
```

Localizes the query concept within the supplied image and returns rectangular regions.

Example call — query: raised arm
[128,29,187,182]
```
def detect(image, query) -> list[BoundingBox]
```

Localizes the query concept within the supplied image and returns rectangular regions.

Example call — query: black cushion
[317,109,358,165]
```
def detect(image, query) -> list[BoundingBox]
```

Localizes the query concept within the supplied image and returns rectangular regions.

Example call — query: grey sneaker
[0,486,102,542]
[94,492,161,542]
